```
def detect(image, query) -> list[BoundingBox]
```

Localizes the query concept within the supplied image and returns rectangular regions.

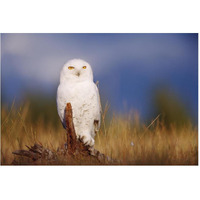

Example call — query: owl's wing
[94,82,102,133]
[56,84,67,129]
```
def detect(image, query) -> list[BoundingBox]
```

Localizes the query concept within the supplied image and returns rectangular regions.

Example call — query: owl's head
[60,59,93,83]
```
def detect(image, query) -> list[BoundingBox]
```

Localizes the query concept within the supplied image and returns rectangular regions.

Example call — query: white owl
[57,59,101,147]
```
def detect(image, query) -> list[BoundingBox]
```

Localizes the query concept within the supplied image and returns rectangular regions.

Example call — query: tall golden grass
[1,102,198,165]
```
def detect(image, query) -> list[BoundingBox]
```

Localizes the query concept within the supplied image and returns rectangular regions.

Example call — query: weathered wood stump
[12,103,116,165]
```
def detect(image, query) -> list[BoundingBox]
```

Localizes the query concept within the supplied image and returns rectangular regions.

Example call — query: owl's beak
[76,72,80,77]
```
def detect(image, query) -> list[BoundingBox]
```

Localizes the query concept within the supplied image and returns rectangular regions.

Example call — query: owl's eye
[82,66,87,69]
[68,66,74,70]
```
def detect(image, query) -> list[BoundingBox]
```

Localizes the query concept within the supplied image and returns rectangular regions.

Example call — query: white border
[0,166,200,200]
[0,0,199,200]
[0,0,199,33]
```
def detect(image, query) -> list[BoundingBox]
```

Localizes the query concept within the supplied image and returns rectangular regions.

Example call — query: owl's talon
[80,134,94,147]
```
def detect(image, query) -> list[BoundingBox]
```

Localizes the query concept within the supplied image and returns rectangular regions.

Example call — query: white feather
[56,59,101,147]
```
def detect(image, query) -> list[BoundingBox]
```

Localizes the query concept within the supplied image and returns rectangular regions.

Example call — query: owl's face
[60,59,93,83]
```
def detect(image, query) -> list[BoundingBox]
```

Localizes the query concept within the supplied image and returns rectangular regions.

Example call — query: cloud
[2,34,113,84]
[1,33,197,85]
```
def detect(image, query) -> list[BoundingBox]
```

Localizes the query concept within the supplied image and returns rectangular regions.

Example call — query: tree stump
[12,103,116,165]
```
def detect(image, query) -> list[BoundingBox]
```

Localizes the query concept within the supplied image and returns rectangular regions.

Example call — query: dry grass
[1,102,198,165]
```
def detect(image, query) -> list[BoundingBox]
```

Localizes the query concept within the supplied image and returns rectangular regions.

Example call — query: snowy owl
[57,59,101,147]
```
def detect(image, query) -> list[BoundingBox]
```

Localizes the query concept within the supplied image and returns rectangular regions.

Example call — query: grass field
[1,102,198,165]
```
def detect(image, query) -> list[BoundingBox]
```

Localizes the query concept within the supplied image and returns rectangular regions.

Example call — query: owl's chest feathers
[59,80,97,115]
[62,81,97,127]
[68,81,95,101]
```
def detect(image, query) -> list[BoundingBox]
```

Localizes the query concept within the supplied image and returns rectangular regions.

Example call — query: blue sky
[1,33,198,121]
